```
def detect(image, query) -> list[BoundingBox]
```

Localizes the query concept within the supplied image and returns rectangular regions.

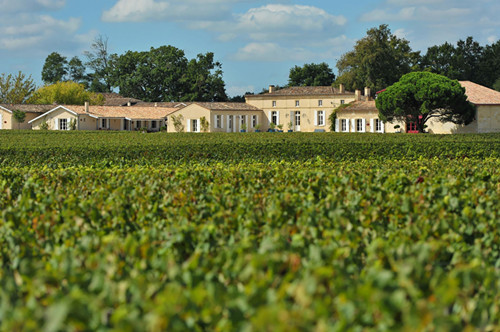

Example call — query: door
[295,111,300,132]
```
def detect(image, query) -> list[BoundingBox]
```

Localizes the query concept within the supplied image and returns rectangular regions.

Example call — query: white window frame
[318,100,323,107]
[318,111,325,126]
[59,118,68,131]
[271,111,278,125]
[272,101,276,107]
[216,115,222,129]
[252,115,257,128]
[192,119,198,133]
[295,111,301,126]
[340,100,345,105]
[295,100,300,107]
[341,119,348,132]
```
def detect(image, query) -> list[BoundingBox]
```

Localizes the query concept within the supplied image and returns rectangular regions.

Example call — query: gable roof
[194,102,261,111]
[459,81,500,105]
[339,100,377,113]
[28,105,87,124]
[247,86,354,97]
[0,104,55,114]
[81,105,178,120]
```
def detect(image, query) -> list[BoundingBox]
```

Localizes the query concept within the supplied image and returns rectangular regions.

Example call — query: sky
[0,0,499,97]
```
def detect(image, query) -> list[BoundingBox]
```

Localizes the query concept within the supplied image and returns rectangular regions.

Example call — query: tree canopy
[288,62,335,86]
[28,81,104,105]
[336,24,420,94]
[110,46,227,102]
[376,72,475,133]
[0,71,36,104]
[42,52,88,85]
[84,35,113,92]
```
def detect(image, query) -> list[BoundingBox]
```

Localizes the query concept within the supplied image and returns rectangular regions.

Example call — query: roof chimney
[127,101,131,107]
[84,101,89,113]
[355,89,361,101]
[269,85,276,94]
[339,84,345,94]
[154,102,158,107]
[364,87,371,98]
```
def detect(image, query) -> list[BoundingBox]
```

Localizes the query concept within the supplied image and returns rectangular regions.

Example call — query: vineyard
[1,131,499,331]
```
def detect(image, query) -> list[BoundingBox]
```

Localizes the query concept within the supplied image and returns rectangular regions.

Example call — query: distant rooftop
[459,81,500,105]
[247,86,354,97]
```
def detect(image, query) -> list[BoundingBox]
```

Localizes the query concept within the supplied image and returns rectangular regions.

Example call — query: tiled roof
[62,105,178,119]
[459,81,500,105]
[0,104,55,113]
[194,102,261,111]
[133,101,192,108]
[247,86,354,97]
[100,93,143,106]
[341,101,377,112]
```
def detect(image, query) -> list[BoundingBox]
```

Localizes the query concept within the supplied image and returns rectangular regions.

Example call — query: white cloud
[226,85,254,97]
[0,0,65,13]
[232,42,316,62]
[102,0,245,22]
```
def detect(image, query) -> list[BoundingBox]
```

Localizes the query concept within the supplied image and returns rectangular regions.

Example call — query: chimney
[84,101,89,113]
[339,84,345,94]
[269,85,276,94]
[154,102,158,107]
[127,101,131,107]
[364,87,371,98]
[355,89,361,101]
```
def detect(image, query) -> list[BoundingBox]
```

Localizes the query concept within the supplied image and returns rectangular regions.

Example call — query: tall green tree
[110,46,228,102]
[182,52,227,102]
[85,35,113,92]
[376,72,475,133]
[0,71,36,104]
[67,56,87,84]
[288,62,335,86]
[479,40,500,88]
[420,42,460,78]
[28,81,104,105]
[41,52,68,84]
[336,24,420,94]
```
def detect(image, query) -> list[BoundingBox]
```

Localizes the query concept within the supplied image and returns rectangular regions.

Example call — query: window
[240,115,246,126]
[318,100,323,107]
[356,119,363,132]
[272,101,276,107]
[341,119,347,132]
[216,115,222,128]
[340,100,345,105]
[295,100,300,107]
[101,118,107,129]
[252,115,257,128]
[124,120,128,130]
[192,119,198,132]
[375,119,382,132]
[271,111,278,125]
[295,111,301,126]
[151,120,157,129]
[136,121,141,129]
[59,118,67,130]
[318,111,325,126]
[228,115,233,129]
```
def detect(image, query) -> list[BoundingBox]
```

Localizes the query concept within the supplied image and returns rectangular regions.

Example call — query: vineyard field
[0,131,499,331]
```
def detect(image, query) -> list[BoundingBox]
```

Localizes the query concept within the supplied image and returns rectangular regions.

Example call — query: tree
[42,52,68,84]
[85,35,113,92]
[181,52,227,102]
[0,71,36,104]
[376,72,475,133]
[336,24,420,94]
[28,81,104,105]
[67,56,87,84]
[420,42,460,79]
[478,40,500,88]
[288,62,335,86]
[110,46,228,102]
[12,110,26,129]
[493,78,500,92]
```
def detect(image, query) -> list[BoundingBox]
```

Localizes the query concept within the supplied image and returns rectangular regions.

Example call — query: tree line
[1,25,499,106]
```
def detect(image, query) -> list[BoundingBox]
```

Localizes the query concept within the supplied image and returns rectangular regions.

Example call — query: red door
[406,115,423,133]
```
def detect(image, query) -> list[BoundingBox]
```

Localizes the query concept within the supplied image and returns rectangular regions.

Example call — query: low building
[166,102,262,132]
[0,104,53,130]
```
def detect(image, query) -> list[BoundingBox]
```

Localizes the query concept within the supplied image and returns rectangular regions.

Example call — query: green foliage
[0,131,499,330]
[40,121,49,130]
[328,102,352,131]
[0,71,36,104]
[41,52,68,84]
[376,72,476,132]
[171,114,184,132]
[110,46,227,102]
[12,110,26,129]
[200,116,210,132]
[288,62,335,86]
[493,77,500,92]
[69,118,77,130]
[336,24,420,94]
[28,81,104,105]
[84,35,113,93]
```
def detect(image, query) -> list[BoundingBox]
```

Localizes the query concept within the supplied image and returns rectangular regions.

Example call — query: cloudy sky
[0,0,498,96]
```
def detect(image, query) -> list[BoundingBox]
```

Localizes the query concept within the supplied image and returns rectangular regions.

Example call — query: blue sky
[0,0,499,97]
